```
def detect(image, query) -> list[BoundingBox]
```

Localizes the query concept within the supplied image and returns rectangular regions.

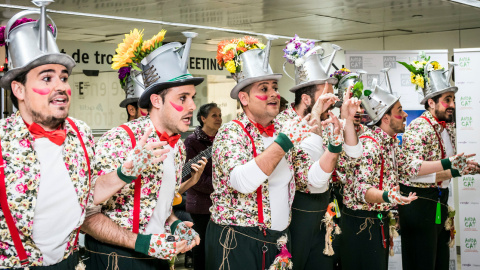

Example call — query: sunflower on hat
[112,28,167,87]
[216,36,266,73]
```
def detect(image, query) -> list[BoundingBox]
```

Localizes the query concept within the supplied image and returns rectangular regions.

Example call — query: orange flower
[223,50,235,62]
[243,36,259,45]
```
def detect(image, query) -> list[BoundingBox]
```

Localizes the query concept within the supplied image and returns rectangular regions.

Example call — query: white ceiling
[2,0,480,50]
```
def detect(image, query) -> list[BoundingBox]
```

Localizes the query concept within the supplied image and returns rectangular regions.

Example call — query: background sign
[454,48,480,270]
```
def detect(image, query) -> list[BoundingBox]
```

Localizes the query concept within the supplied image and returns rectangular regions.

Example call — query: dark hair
[197,103,218,127]
[147,88,172,112]
[374,105,394,127]
[294,84,317,106]
[424,95,441,110]
[10,71,29,109]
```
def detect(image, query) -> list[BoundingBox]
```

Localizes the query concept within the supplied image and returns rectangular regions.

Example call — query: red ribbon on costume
[158,131,181,147]
[24,121,66,145]
[252,122,275,137]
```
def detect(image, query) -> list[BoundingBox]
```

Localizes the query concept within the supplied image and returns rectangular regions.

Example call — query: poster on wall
[344,50,448,110]
[454,48,480,270]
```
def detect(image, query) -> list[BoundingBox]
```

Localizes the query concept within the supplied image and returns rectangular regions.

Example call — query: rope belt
[399,192,449,208]
[84,247,158,270]
[291,207,327,213]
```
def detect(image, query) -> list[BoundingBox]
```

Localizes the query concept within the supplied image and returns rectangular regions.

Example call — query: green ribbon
[168,74,193,82]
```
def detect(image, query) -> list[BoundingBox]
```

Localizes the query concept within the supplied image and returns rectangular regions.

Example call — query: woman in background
[183,103,222,270]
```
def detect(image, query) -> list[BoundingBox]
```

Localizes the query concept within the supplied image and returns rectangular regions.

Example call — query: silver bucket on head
[138,32,204,108]
[119,70,145,108]
[336,70,367,102]
[420,61,458,105]
[0,0,75,90]
[361,78,400,125]
[230,35,282,99]
[285,44,342,92]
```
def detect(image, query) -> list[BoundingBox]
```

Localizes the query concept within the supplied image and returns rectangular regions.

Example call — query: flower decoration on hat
[112,29,167,87]
[330,68,351,88]
[0,18,55,47]
[282,34,317,67]
[398,51,443,91]
[216,36,266,73]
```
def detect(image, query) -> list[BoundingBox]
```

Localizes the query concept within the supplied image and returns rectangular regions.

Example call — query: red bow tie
[253,122,275,137]
[158,131,181,147]
[25,121,66,146]
[433,116,447,129]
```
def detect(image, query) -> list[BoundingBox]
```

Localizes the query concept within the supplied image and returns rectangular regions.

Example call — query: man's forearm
[365,187,385,204]
[343,119,358,146]
[319,150,339,173]
[93,171,129,205]
[82,213,137,249]
[418,160,444,176]
[436,170,453,182]
[255,142,286,176]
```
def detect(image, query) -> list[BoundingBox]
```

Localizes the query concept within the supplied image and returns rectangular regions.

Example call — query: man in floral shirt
[337,80,476,270]
[81,31,204,269]
[0,5,95,269]
[399,63,480,270]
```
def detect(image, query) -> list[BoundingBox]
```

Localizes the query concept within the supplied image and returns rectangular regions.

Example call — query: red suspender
[232,120,264,225]
[419,116,446,159]
[0,144,29,266]
[0,118,91,266]
[359,135,384,190]
[119,125,142,234]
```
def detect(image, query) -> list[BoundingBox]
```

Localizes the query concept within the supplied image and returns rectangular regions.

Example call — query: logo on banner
[462,176,476,190]
[460,96,472,108]
[400,74,411,86]
[367,74,380,88]
[383,56,397,68]
[465,238,478,251]
[460,116,473,128]
[459,56,470,68]
[465,217,477,231]
[350,56,363,69]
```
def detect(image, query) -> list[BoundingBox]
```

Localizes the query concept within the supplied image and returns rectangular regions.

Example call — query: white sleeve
[410,172,437,184]
[300,133,325,161]
[307,162,332,193]
[344,141,362,158]
[230,159,268,194]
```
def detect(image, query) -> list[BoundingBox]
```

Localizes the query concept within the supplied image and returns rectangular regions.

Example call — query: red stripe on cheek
[169,101,183,112]
[277,94,281,99]
[255,95,268,101]
[67,89,72,96]
[394,115,402,119]
[32,88,50,95]
[441,102,449,108]
[141,111,148,116]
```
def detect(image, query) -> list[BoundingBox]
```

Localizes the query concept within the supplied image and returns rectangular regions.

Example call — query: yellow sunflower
[142,29,167,53]
[111,28,144,70]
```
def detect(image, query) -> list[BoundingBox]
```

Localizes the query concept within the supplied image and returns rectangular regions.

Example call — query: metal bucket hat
[119,69,145,108]
[138,32,204,108]
[217,35,282,99]
[283,43,342,93]
[419,61,458,105]
[0,0,75,90]
[336,70,367,102]
[361,68,400,125]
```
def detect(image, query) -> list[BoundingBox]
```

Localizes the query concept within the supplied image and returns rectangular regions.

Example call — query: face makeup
[169,101,183,112]
[32,88,51,95]
[255,95,268,101]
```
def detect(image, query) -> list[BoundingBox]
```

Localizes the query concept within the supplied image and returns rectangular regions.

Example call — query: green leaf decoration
[397,61,418,74]
[351,81,364,98]
[363,89,372,96]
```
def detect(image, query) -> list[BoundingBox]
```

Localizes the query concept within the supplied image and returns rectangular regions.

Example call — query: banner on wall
[454,48,480,270]
[344,50,448,110]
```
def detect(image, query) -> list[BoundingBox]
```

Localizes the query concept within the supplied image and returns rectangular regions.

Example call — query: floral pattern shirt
[401,111,456,188]
[339,126,423,211]
[0,112,95,268]
[210,112,312,228]
[94,116,185,232]
[333,124,367,184]
[276,105,318,194]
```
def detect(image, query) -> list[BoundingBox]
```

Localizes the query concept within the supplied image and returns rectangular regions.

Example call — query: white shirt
[32,138,82,266]
[230,136,293,231]
[144,145,176,234]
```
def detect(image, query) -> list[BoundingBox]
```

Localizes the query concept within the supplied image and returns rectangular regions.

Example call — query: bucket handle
[5,10,57,44]
[131,71,145,89]
[283,61,295,81]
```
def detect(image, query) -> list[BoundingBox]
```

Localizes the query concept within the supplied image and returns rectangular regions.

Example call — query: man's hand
[388,186,417,205]
[136,233,187,260]
[303,113,321,136]
[121,128,170,177]
[321,112,344,153]
[311,82,339,121]
[340,86,362,120]
[173,221,200,252]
